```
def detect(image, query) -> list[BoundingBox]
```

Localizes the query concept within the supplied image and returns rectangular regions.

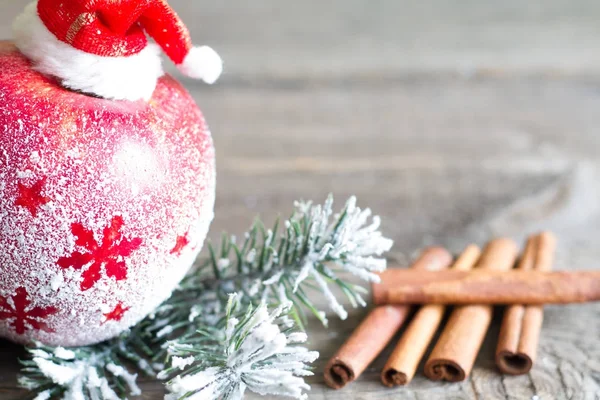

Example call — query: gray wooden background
[1,1,600,399]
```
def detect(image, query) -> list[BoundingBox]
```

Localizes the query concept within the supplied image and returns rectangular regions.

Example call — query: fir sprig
[162,294,319,400]
[156,195,393,331]
[19,338,148,400]
[19,195,393,400]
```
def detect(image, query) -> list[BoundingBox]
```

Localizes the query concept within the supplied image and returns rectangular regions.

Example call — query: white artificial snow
[217,258,230,269]
[287,332,308,344]
[29,151,40,164]
[156,370,169,381]
[188,305,202,322]
[164,299,319,400]
[86,366,101,387]
[285,196,393,320]
[50,273,64,292]
[247,279,262,297]
[164,367,222,400]
[156,325,174,338]
[153,363,166,371]
[33,390,51,400]
[84,368,104,400]
[245,249,256,263]
[106,363,141,396]
[262,270,284,285]
[171,356,196,371]
[312,271,348,320]
[54,347,76,360]
[28,349,50,359]
[27,350,141,400]
[98,303,112,314]
[98,380,119,400]
[33,357,80,386]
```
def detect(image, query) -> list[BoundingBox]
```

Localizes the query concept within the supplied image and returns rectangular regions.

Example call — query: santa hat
[12,0,222,101]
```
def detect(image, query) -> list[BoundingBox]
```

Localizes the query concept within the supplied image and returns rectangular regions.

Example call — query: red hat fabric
[13,0,222,101]
[37,0,193,64]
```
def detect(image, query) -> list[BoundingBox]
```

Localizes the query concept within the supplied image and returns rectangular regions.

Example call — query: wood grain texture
[2,0,600,399]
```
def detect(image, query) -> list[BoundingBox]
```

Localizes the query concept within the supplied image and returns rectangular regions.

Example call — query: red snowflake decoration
[57,216,143,291]
[14,177,50,217]
[0,287,58,335]
[170,232,190,256]
[103,303,130,322]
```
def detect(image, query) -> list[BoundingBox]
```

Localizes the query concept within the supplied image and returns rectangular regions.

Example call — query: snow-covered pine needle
[184,195,394,327]
[19,341,144,400]
[163,294,319,400]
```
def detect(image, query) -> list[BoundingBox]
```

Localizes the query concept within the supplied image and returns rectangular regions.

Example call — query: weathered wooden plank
[198,78,600,256]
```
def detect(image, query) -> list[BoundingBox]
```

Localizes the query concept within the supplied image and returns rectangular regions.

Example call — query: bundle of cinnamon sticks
[325,232,600,389]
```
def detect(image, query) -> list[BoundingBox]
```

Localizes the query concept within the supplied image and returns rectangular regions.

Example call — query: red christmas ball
[0,41,216,346]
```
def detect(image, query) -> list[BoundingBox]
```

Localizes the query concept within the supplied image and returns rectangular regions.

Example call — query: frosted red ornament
[0,42,216,346]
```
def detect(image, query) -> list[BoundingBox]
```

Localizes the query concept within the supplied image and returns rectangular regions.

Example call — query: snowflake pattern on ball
[57,216,143,291]
[170,232,190,256]
[103,303,130,322]
[14,177,50,217]
[0,287,58,335]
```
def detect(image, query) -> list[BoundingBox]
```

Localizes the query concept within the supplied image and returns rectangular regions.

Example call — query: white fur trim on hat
[12,2,164,101]
[177,46,223,85]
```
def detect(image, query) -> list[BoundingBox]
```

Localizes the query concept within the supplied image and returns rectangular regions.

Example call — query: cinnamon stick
[496,232,557,375]
[371,269,600,305]
[380,245,481,387]
[424,238,518,382]
[323,247,453,389]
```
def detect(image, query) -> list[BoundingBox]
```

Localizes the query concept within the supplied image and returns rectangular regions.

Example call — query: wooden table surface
[2,1,600,399]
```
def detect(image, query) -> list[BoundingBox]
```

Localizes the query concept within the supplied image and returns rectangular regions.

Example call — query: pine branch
[153,195,393,331]
[18,195,393,400]
[161,294,319,400]
[19,336,152,400]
